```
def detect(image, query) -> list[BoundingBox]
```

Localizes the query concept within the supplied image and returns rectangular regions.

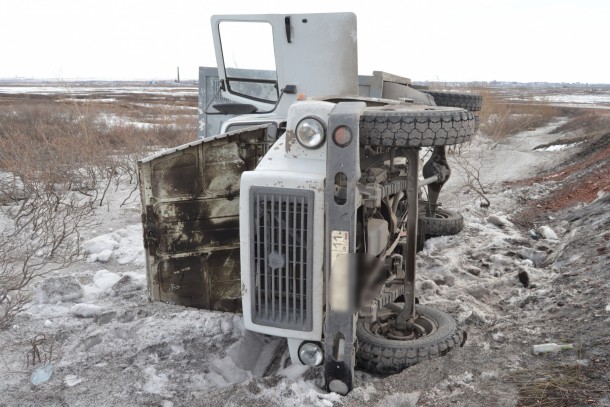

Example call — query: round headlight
[298,342,324,366]
[296,117,325,149]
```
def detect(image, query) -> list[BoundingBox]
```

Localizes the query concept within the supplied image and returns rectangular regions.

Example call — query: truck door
[138,125,270,311]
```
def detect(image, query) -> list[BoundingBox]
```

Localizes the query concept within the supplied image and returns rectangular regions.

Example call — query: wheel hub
[368,307,438,341]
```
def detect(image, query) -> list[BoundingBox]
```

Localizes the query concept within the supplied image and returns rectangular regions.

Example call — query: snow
[378,392,420,407]
[2,98,607,406]
[70,304,102,318]
[535,142,581,151]
[93,270,121,291]
[95,113,178,130]
[0,85,197,96]
[486,214,510,227]
[64,374,83,387]
[84,224,144,265]
[142,366,170,395]
[535,94,610,104]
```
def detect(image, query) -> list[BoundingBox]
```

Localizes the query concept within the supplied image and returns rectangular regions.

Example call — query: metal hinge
[142,205,159,256]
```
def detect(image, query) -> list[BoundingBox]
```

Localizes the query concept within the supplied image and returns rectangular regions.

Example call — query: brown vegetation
[471,85,561,141]
[0,86,196,329]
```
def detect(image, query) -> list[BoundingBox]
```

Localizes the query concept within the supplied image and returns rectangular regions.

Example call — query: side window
[219,21,278,103]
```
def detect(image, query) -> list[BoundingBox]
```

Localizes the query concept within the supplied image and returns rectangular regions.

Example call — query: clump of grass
[509,364,607,407]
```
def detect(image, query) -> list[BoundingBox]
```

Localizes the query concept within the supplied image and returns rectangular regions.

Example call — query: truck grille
[250,187,314,331]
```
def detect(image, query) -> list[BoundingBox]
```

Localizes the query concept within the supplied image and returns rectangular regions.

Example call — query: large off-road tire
[356,305,463,374]
[424,91,483,112]
[420,208,464,237]
[359,105,476,148]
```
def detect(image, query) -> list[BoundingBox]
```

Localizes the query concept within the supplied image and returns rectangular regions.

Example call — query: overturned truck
[139,12,482,394]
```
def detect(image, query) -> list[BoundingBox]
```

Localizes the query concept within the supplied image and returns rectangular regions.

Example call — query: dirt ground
[0,86,609,407]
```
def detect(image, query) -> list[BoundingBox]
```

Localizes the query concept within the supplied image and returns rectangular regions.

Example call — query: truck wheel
[424,91,483,112]
[356,305,463,374]
[420,208,464,237]
[359,105,475,148]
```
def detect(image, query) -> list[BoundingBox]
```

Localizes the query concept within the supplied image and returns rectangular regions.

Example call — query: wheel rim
[433,210,450,220]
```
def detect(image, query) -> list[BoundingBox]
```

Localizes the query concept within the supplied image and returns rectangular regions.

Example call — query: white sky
[1,0,608,83]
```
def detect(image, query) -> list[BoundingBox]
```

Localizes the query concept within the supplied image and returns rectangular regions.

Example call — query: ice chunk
[538,225,558,240]
[31,363,54,385]
[34,276,84,304]
[111,273,145,294]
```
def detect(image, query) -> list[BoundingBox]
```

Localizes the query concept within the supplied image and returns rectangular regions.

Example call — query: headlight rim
[295,116,326,150]
[297,341,324,366]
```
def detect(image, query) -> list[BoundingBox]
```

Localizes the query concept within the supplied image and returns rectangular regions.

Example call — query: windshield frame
[218,20,279,105]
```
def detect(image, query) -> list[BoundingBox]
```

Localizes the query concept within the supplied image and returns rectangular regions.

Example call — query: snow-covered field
[0,85,197,97]
[1,88,609,406]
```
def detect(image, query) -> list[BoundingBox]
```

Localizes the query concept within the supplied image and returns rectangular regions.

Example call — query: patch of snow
[377,391,420,407]
[0,85,197,96]
[142,366,170,395]
[70,303,102,318]
[535,142,581,152]
[84,235,119,259]
[93,270,121,291]
[64,374,83,387]
[536,94,610,104]
[256,379,343,407]
[84,224,144,264]
[486,214,510,227]
[518,248,548,267]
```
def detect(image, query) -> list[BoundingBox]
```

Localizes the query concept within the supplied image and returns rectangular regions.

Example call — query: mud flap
[324,102,366,395]
[138,125,271,311]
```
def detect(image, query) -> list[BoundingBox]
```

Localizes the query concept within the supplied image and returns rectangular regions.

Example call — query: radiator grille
[250,187,314,330]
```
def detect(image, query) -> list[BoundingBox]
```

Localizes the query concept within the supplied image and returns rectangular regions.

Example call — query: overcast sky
[1,0,608,83]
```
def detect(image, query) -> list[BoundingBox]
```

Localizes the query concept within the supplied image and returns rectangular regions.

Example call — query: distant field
[483,84,610,108]
[0,81,198,149]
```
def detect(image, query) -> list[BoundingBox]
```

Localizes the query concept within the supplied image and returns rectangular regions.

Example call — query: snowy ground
[1,112,609,406]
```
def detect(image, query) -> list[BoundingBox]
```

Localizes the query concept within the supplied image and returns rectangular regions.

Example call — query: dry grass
[0,88,196,329]
[426,82,562,141]
[509,364,607,406]
[470,85,561,141]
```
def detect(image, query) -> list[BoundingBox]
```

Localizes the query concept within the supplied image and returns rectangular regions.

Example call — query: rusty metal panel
[138,125,271,312]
